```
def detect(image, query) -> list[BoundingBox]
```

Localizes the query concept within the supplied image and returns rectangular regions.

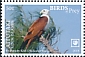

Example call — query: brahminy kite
[19,9,50,50]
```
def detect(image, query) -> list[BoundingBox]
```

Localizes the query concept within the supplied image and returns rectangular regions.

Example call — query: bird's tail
[19,30,44,50]
[19,39,29,50]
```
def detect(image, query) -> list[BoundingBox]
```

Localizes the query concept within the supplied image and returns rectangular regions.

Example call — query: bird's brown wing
[24,17,48,41]
[28,18,41,30]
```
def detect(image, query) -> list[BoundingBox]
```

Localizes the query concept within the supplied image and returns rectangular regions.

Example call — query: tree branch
[51,40,58,46]
[40,36,61,54]
[64,49,68,54]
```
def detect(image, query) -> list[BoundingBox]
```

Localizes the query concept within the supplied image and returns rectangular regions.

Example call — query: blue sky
[5,5,81,54]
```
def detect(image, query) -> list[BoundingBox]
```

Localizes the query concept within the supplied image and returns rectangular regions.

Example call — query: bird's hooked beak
[40,9,50,15]
[40,11,43,15]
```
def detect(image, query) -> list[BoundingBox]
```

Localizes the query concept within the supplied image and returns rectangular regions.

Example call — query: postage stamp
[1,0,85,56]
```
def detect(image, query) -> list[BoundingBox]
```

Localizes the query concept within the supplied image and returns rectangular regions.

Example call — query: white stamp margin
[1,0,85,56]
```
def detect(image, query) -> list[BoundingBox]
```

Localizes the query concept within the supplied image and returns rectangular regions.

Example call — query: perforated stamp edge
[1,0,85,57]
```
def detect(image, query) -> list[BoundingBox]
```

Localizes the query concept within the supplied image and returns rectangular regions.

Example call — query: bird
[19,9,50,50]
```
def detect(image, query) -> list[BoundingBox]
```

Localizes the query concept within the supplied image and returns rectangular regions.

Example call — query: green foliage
[10,5,40,51]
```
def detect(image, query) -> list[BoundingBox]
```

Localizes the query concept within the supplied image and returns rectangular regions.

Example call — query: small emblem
[71,39,80,47]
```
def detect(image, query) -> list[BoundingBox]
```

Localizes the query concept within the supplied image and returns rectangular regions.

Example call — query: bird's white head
[40,9,50,15]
